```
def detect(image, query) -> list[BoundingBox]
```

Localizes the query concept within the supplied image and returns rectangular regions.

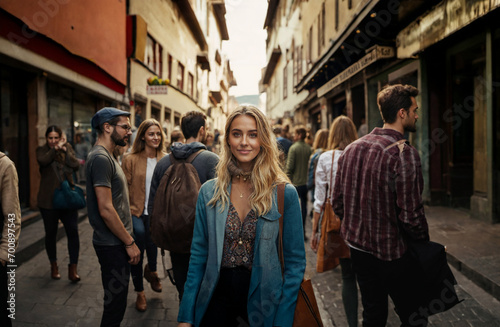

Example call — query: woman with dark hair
[311,115,359,327]
[177,105,306,327]
[121,118,167,312]
[36,125,81,282]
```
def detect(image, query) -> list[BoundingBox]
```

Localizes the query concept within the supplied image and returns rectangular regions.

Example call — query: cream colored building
[261,0,308,122]
[128,0,235,139]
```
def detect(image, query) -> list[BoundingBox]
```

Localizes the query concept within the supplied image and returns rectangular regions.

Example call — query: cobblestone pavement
[304,210,500,327]
[14,218,179,327]
[11,207,500,326]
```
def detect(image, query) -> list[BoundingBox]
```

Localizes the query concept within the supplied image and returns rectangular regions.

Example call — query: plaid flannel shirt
[332,128,429,261]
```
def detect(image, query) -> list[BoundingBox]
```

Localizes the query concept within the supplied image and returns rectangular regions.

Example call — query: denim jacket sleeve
[273,184,306,326]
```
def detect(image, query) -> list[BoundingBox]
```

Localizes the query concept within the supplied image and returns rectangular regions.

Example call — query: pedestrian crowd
[1,84,457,327]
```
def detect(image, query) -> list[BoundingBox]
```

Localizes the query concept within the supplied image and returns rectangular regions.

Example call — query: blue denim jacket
[178,179,306,327]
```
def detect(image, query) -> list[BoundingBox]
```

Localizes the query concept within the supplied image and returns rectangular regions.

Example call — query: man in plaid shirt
[333,84,430,326]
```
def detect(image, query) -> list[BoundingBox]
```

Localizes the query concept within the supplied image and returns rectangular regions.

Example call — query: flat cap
[91,107,131,129]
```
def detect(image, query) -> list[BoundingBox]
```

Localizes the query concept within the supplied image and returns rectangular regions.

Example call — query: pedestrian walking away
[148,111,219,302]
[333,84,430,326]
[36,125,81,282]
[86,107,141,327]
[286,125,312,239]
[311,116,360,327]
[177,105,306,327]
[0,151,21,327]
[122,118,167,312]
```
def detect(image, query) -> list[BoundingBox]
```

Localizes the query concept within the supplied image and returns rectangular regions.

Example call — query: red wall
[1,0,126,85]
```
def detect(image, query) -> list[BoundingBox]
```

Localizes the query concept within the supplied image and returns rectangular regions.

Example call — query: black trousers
[93,244,130,327]
[40,208,80,264]
[201,266,251,327]
[170,251,191,300]
[351,248,428,327]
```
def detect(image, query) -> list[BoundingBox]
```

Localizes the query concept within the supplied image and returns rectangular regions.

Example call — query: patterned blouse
[221,203,258,269]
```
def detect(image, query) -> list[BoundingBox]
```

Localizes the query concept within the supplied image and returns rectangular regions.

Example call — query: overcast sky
[223,0,268,97]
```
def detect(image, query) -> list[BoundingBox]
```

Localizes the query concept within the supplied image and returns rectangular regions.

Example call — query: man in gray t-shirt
[86,146,132,245]
[86,107,140,327]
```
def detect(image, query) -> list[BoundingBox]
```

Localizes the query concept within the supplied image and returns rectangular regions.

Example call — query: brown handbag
[277,184,324,327]
[316,151,350,273]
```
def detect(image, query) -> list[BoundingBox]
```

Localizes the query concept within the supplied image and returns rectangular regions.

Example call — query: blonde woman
[177,105,306,327]
[122,119,166,312]
[311,115,359,327]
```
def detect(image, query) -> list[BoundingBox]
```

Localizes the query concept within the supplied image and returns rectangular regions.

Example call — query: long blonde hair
[312,129,329,151]
[130,119,166,154]
[328,115,358,150]
[208,105,290,215]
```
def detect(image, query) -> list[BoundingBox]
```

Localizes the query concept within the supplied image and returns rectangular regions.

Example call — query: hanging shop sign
[317,45,394,98]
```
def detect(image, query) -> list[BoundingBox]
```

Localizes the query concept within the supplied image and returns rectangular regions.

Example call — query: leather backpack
[151,150,203,253]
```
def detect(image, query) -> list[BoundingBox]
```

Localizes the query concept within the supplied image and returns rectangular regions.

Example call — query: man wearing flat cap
[85,107,140,326]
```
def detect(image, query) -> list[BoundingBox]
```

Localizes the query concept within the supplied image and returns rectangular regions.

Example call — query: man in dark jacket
[148,111,219,300]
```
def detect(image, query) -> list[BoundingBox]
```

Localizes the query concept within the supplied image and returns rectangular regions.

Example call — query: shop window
[145,34,163,77]
[308,26,313,64]
[283,64,288,100]
[322,2,326,45]
[187,73,194,98]
[151,103,161,121]
[318,13,321,56]
[177,63,185,91]
[299,45,303,81]
[335,0,339,30]
[168,54,173,82]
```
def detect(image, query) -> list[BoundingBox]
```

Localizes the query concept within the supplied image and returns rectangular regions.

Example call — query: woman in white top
[310,115,359,327]
[122,119,167,312]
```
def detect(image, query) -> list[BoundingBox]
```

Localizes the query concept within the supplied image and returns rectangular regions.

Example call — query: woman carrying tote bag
[36,125,81,282]
[310,115,359,327]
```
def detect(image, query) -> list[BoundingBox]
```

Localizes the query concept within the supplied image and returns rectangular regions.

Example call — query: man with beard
[86,107,140,327]
[332,84,430,326]
[148,111,219,301]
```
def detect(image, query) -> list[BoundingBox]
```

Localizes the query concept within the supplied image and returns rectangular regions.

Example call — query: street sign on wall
[147,85,168,94]
[317,45,395,98]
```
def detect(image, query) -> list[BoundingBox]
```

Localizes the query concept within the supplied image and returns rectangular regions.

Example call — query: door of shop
[0,65,31,207]
[444,42,486,209]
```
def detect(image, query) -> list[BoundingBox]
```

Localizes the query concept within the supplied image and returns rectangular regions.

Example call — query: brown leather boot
[68,264,81,282]
[144,264,162,292]
[136,291,147,312]
[50,262,61,280]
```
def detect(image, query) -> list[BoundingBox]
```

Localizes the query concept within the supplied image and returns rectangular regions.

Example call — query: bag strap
[326,150,335,202]
[51,161,69,184]
[277,183,285,277]
[186,149,204,163]
[168,149,204,167]
[385,139,407,153]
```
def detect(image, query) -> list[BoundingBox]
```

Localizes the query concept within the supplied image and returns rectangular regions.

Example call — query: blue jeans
[40,208,79,264]
[93,244,130,327]
[131,214,158,292]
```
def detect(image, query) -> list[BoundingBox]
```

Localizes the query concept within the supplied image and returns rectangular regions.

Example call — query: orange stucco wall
[1,0,126,84]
